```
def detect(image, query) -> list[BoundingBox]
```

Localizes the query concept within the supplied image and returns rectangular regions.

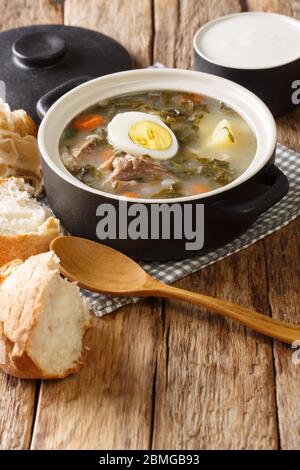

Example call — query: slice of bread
[0,100,37,137]
[0,177,60,266]
[0,99,41,194]
[0,251,90,379]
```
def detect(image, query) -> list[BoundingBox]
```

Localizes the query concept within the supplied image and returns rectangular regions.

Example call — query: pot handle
[214,164,289,219]
[36,76,91,119]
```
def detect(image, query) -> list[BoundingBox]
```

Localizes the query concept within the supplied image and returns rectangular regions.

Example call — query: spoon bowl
[51,236,149,295]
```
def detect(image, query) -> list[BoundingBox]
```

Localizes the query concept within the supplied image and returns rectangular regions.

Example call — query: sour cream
[194,12,300,69]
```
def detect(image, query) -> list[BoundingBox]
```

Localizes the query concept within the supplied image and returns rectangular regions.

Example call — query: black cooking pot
[38,69,289,261]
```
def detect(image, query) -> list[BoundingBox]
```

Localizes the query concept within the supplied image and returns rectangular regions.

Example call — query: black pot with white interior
[38,68,288,261]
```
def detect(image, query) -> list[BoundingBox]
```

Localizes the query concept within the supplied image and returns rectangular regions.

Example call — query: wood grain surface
[0,0,299,450]
[0,0,62,29]
[31,301,162,449]
[152,245,278,449]
[65,0,153,67]
[0,0,63,450]
[154,0,242,68]
[0,374,36,449]
[247,0,300,451]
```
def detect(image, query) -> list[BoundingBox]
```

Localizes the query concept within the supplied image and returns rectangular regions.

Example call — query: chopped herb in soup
[59,90,257,198]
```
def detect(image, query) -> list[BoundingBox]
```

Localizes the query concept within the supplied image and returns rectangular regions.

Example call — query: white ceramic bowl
[38,68,288,260]
[39,68,277,203]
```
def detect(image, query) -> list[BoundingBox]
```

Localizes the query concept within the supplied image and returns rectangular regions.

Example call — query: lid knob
[12,32,66,67]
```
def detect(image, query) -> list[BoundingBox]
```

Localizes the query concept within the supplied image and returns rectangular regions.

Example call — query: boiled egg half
[107,111,178,160]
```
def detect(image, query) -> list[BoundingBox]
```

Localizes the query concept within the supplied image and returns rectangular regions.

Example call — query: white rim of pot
[38,68,277,204]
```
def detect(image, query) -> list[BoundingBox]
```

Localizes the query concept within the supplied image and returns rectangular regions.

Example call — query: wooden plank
[0,0,63,450]
[248,0,300,451]
[154,0,243,68]
[151,0,279,450]
[0,0,63,29]
[273,104,300,450]
[31,0,160,450]
[264,219,300,450]
[0,373,36,449]
[64,0,153,67]
[152,247,278,449]
[247,0,300,16]
[277,108,300,152]
[31,302,162,449]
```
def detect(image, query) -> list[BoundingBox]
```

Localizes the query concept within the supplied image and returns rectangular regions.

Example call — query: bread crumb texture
[0,177,60,266]
[0,252,90,379]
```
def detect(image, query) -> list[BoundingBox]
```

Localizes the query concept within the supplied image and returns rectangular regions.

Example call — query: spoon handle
[148,281,300,344]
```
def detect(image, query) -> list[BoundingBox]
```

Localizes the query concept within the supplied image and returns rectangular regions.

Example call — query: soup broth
[59,90,257,199]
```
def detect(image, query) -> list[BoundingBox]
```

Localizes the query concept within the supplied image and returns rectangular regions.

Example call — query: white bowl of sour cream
[193,12,300,116]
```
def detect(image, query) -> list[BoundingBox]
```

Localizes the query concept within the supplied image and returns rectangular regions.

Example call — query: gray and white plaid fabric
[79,143,299,316]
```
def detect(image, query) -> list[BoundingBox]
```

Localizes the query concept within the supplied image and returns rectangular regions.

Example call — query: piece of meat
[73,136,101,164]
[108,153,178,183]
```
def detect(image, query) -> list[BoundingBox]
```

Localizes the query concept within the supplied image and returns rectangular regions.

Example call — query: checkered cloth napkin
[79,143,299,316]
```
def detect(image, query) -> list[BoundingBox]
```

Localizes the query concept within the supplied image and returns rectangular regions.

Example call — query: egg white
[107,111,178,160]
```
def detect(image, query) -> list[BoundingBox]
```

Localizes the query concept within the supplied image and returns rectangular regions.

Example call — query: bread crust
[0,253,90,379]
[0,178,60,266]
[0,322,87,379]
[12,110,37,137]
[0,324,44,379]
[0,258,23,283]
[0,217,60,266]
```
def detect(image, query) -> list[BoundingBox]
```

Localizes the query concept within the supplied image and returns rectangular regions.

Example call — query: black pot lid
[0,24,133,121]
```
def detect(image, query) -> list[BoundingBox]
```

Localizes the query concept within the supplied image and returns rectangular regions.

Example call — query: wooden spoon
[50,236,300,345]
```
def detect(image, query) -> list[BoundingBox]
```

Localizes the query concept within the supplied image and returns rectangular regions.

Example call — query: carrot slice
[190,184,209,194]
[181,93,203,104]
[101,148,114,160]
[190,93,203,103]
[73,114,105,131]
[122,192,140,198]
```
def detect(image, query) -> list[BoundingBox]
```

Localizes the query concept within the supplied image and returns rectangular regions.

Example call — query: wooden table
[0,0,299,450]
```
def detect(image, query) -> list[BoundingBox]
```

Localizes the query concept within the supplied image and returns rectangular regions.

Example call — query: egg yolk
[129,121,172,150]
